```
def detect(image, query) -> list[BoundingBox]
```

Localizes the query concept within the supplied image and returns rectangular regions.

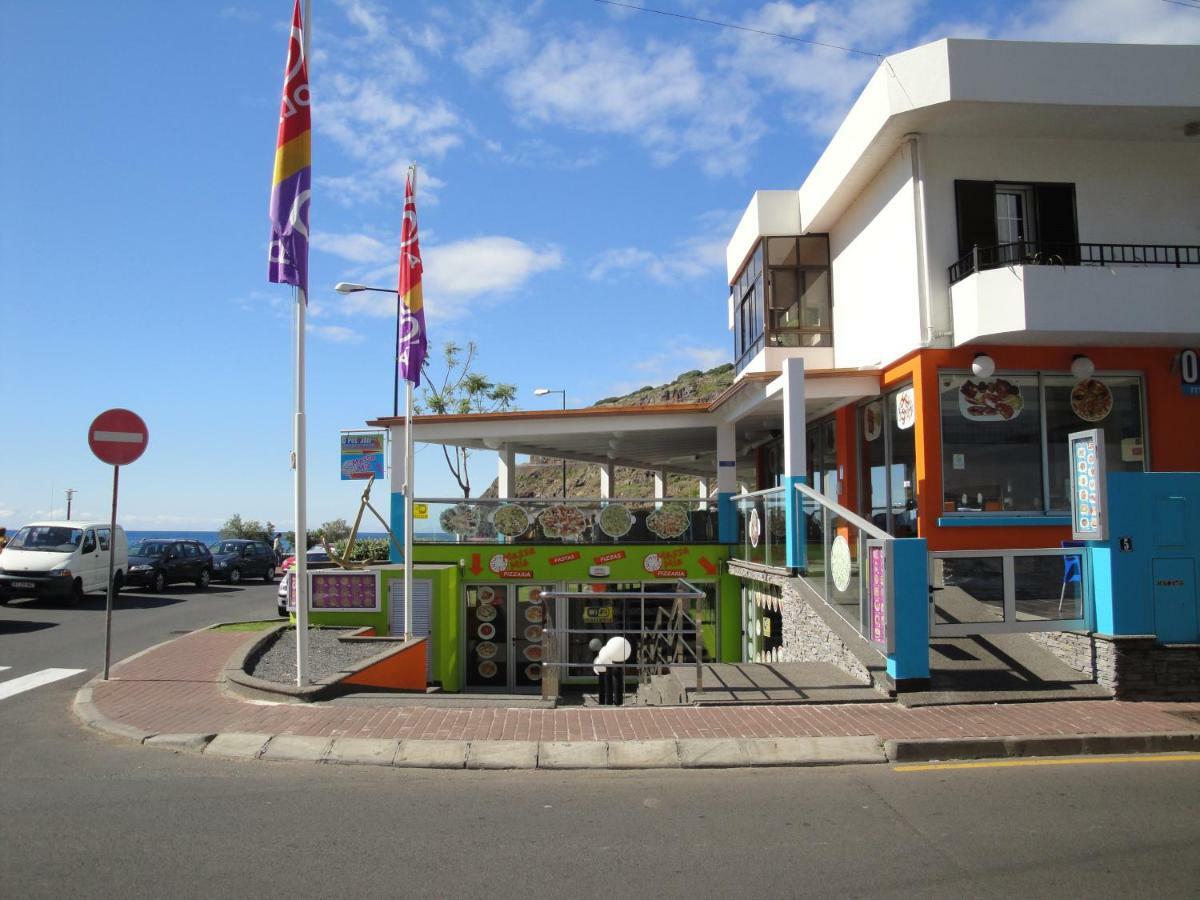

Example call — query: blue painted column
[780,358,807,571]
[390,491,405,562]
[716,422,738,543]
[886,538,930,686]
[388,424,405,562]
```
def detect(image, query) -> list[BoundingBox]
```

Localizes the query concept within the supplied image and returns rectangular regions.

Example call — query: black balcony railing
[949,240,1200,285]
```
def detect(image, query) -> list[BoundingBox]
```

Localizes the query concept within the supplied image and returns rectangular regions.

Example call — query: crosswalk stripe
[0,668,87,701]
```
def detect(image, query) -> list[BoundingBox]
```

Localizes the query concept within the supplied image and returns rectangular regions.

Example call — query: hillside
[480,363,733,499]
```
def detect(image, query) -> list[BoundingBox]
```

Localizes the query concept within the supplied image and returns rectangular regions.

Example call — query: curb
[885,731,1200,763]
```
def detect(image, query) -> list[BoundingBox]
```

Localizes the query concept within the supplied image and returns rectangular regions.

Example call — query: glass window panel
[769,268,798,310]
[1015,554,1083,621]
[940,373,1042,513]
[859,400,887,531]
[798,235,829,266]
[935,557,1004,624]
[1044,375,1144,511]
[821,420,838,500]
[750,244,763,279]
[888,387,918,537]
[801,269,830,329]
[767,237,798,266]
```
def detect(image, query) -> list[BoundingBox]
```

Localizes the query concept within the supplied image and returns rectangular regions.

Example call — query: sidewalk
[75,628,1200,769]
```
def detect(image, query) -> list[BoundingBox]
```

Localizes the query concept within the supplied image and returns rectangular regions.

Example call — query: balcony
[948,241,1200,347]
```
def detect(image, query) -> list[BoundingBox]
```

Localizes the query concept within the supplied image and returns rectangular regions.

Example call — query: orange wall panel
[342,639,427,691]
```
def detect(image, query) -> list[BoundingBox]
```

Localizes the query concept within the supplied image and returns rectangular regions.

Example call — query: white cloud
[589,235,726,283]
[312,231,391,263]
[459,19,531,76]
[219,6,260,23]
[340,236,563,323]
[307,323,364,343]
[1000,0,1200,43]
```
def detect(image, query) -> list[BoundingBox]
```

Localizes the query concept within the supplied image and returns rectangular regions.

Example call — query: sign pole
[102,465,119,679]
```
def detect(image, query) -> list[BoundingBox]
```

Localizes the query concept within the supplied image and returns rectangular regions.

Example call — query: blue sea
[125,530,450,548]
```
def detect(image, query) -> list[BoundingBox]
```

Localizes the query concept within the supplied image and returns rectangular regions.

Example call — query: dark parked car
[210,539,277,584]
[126,539,213,592]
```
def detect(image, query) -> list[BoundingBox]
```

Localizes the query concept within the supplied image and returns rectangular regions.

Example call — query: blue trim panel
[717,492,737,544]
[937,516,1072,528]
[390,492,405,562]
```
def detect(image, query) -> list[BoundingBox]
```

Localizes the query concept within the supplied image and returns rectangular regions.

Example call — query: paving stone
[144,733,215,753]
[326,737,401,766]
[537,741,609,769]
[466,740,538,770]
[741,736,886,767]
[607,740,680,769]
[261,734,334,762]
[203,732,273,759]
[393,740,468,769]
[678,739,752,768]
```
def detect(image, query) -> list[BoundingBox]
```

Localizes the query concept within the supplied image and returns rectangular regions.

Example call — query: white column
[600,460,616,499]
[653,469,667,506]
[781,357,807,479]
[698,476,710,510]
[497,445,517,499]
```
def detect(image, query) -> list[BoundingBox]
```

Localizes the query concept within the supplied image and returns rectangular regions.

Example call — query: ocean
[124,530,449,548]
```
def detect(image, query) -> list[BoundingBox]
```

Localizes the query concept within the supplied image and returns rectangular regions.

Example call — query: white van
[0,521,128,604]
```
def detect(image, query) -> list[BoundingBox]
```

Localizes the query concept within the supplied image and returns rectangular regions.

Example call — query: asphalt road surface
[3,583,1200,898]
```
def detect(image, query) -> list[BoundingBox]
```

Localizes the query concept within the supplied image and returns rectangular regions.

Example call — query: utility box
[1152,558,1198,644]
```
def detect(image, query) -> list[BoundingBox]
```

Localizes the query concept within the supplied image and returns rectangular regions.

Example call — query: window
[939,371,1146,515]
[82,531,97,553]
[858,385,918,537]
[180,543,198,558]
[731,236,832,371]
[98,528,111,551]
[955,181,1079,266]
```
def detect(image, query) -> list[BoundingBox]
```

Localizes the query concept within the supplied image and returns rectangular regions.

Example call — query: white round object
[755,618,762,637]
[747,640,755,660]
[1070,355,1095,381]
[971,353,996,379]
[830,535,853,593]
[604,636,632,662]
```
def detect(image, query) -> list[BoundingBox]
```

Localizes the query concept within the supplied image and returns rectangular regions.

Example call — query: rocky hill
[481,363,733,499]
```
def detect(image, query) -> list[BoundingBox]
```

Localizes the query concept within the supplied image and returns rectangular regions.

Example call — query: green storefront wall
[306,543,738,692]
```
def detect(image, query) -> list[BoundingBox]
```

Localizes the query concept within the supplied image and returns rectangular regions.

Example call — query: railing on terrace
[948,240,1200,285]
[929,548,1088,637]
[730,483,895,652]
[412,497,719,545]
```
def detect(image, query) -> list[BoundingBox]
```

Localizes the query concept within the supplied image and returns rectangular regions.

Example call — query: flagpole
[403,163,417,640]
[292,0,313,686]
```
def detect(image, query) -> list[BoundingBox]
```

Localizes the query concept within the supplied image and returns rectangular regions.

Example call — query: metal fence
[535,580,706,702]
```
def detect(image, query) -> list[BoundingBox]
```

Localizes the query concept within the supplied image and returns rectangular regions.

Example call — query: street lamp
[336,282,403,417]
[65,488,76,520]
[534,388,567,499]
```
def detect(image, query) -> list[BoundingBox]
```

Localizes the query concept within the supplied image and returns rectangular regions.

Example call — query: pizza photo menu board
[1069,428,1107,542]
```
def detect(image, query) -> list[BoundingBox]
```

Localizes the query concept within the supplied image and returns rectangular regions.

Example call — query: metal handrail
[795,481,891,541]
[949,240,1200,284]
[412,497,709,504]
[536,580,705,700]
[730,486,786,502]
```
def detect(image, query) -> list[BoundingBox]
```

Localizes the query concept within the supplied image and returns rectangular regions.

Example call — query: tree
[218,514,270,541]
[318,518,351,543]
[418,341,516,497]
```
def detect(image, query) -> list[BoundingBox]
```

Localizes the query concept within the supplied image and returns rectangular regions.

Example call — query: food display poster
[866,542,889,650]
[1068,429,1108,542]
[340,432,386,481]
[456,543,727,583]
[309,571,380,611]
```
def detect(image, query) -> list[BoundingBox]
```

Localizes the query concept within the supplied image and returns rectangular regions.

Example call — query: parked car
[276,548,334,616]
[126,539,213,592]
[209,539,277,584]
[0,521,128,604]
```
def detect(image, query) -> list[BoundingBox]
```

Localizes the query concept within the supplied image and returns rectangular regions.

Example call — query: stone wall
[1031,630,1200,700]
[728,563,875,688]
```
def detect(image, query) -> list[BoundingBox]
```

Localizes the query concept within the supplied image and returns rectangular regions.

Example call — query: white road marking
[0,668,87,701]
[92,430,144,443]
[0,666,10,673]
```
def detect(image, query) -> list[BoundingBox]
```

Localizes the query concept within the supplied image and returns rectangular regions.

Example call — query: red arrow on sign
[469,553,482,575]
[89,408,149,466]
[698,556,717,575]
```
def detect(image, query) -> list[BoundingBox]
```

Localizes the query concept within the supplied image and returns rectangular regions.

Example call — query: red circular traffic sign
[88,408,149,466]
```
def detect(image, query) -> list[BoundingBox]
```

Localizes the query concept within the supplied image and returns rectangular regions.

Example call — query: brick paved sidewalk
[89,629,1200,745]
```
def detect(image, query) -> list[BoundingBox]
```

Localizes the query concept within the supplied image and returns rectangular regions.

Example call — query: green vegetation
[218,514,276,542]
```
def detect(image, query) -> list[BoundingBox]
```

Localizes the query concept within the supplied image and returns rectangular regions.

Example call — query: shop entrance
[463,583,552,693]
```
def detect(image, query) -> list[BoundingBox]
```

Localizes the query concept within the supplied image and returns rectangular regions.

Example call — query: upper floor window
[731,235,831,372]
[954,180,1079,268]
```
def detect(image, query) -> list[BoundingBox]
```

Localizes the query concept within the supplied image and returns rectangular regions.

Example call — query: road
[3,583,1200,898]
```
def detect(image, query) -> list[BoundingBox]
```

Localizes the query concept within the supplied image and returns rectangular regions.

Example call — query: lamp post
[534,388,567,499]
[65,488,76,520]
[335,282,403,417]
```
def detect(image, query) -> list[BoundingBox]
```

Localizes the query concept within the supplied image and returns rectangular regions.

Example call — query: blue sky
[2,0,1197,532]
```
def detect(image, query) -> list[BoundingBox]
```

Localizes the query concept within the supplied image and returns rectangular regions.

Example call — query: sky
[2,0,1198,533]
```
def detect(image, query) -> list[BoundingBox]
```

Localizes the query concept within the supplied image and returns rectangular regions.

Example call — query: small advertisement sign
[1181,349,1200,397]
[340,432,386,480]
[309,570,379,610]
[1069,428,1108,541]
[867,542,888,648]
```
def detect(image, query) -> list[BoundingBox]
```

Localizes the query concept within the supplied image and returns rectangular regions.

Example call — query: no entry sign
[89,408,148,466]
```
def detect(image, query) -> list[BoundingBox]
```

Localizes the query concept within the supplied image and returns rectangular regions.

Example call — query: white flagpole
[403,163,417,640]
[293,0,313,686]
